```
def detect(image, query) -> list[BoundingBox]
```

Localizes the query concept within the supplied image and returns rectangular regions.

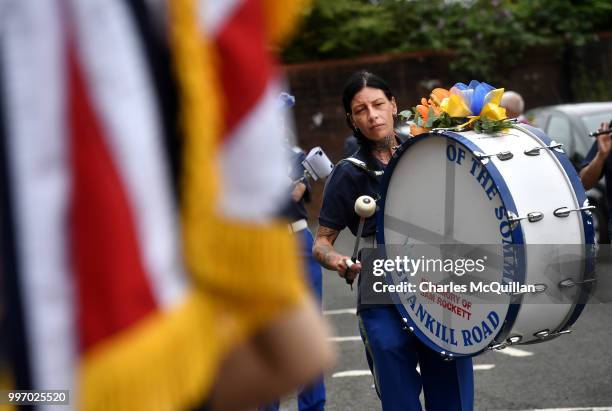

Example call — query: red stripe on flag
[216,0,275,138]
[67,45,157,351]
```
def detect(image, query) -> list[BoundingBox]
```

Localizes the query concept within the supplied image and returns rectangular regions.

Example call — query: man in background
[501,90,526,121]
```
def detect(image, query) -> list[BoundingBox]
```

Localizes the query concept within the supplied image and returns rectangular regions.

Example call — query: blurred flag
[0,0,309,410]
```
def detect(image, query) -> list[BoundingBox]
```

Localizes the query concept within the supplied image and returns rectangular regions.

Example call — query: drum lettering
[458,148,466,164]
[446,144,457,162]
[499,221,512,238]
[487,311,500,329]
[472,326,484,343]
[416,303,427,323]
[495,205,506,220]
[469,157,480,176]
[502,240,516,284]
[425,313,436,333]
[407,295,416,310]
[441,324,451,344]
[450,328,458,346]
[446,144,466,165]
[462,329,473,347]
[475,168,494,196]
[482,321,493,339]
[460,311,500,347]
[485,184,498,201]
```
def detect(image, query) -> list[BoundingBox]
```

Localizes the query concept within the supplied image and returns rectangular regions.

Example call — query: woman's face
[349,87,397,142]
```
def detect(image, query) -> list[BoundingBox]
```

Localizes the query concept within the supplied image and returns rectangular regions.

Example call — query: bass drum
[376,124,596,357]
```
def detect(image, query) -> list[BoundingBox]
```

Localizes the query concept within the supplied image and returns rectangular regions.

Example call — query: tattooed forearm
[313,226,342,269]
[317,226,339,243]
[313,245,335,268]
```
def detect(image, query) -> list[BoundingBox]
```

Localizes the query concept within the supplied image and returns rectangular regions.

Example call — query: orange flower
[416,102,429,121]
[430,88,450,106]
[410,124,429,136]
[410,88,451,136]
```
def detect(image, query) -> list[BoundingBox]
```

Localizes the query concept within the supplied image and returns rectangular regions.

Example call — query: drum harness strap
[342,157,384,179]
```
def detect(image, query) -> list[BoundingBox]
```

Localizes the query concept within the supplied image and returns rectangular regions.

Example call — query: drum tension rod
[534,329,572,339]
[553,205,596,218]
[524,141,564,156]
[474,151,513,163]
[559,278,596,288]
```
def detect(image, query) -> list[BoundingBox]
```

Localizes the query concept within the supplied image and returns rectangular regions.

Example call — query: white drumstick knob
[354,195,376,218]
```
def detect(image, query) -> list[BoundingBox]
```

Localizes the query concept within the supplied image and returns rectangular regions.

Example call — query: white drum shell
[381,125,590,354]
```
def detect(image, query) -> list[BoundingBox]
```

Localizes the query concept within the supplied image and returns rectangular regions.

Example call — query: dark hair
[341,70,396,150]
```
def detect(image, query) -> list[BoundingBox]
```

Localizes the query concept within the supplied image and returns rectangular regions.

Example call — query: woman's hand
[581,121,612,190]
[339,258,362,283]
[322,254,360,281]
[596,122,612,160]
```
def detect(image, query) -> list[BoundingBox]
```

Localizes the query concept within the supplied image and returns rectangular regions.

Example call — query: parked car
[526,102,612,243]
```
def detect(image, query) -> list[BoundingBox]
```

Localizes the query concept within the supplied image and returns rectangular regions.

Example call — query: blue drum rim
[376,130,526,358]
[514,124,596,332]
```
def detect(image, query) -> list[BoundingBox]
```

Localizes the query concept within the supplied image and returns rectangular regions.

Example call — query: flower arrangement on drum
[400,80,514,136]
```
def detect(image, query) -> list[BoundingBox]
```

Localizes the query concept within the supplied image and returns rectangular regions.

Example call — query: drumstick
[345,195,377,289]
[589,130,612,137]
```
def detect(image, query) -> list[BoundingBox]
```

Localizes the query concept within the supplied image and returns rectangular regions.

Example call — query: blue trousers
[358,306,473,411]
[260,229,325,411]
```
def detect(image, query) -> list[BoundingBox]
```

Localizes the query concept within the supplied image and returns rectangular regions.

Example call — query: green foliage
[283,0,612,82]
[473,118,514,134]
[571,68,612,102]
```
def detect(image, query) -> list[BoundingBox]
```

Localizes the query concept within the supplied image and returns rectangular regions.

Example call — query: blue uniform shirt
[582,141,612,233]
[319,145,383,237]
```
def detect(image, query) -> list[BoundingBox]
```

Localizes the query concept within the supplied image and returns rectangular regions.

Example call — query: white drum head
[377,127,595,357]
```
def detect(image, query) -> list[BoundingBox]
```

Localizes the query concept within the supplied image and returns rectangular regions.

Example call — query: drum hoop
[515,124,596,333]
[376,130,527,357]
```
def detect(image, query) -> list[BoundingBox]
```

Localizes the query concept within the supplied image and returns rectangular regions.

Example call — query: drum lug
[553,205,596,218]
[534,329,572,339]
[559,278,596,288]
[527,212,544,222]
[475,151,513,163]
[507,211,544,226]
[439,351,454,361]
[506,335,523,344]
[402,317,415,333]
[524,147,542,156]
[550,141,565,153]
[488,334,523,351]
[509,283,547,295]
[524,141,565,156]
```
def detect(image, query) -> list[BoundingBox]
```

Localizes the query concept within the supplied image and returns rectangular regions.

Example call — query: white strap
[344,157,384,177]
[288,218,308,233]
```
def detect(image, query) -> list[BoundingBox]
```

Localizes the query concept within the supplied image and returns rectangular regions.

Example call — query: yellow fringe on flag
[173,0,308,338]
[80,0,311,408]
[80,293,236,411]
[262,0,312,46]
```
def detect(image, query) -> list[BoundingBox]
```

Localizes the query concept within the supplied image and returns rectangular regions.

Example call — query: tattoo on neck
[373,135,394,152]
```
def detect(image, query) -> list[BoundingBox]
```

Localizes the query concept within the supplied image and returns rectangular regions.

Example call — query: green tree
[283,0,612,83]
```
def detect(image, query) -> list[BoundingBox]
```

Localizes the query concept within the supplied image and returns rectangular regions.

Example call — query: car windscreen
[581,112,612,133]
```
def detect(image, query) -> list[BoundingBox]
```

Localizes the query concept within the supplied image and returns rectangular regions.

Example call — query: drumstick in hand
[345,195,377,289]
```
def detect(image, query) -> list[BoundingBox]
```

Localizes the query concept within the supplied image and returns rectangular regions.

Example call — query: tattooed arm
[313,225,361,281]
